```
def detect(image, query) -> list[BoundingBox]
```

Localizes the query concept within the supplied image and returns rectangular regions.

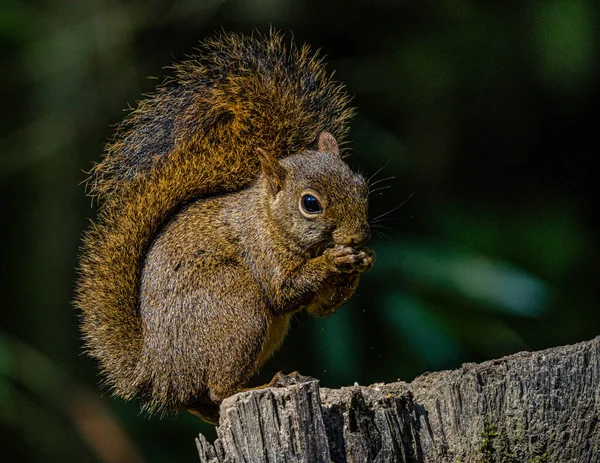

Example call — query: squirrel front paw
[325,246,375,273]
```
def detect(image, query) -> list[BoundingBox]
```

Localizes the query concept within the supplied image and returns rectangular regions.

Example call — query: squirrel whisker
[369,192,415,224]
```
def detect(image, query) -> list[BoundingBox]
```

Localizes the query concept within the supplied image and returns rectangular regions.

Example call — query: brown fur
[74,31,374,420]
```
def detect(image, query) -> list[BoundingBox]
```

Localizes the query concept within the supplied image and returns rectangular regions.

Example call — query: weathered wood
[197,337,600,462]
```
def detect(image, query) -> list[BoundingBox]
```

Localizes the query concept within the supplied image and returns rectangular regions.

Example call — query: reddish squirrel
[75,31,374,423]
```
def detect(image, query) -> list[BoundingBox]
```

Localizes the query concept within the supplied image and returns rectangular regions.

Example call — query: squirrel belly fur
[75,30,375,423]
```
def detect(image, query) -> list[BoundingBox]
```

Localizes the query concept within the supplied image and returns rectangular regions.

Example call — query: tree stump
[197,337,600,462]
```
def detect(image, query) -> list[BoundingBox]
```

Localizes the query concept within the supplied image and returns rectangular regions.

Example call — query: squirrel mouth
[312,240,334,257]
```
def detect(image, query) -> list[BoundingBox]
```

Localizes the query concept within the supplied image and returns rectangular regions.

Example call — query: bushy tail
[74,30,354,402]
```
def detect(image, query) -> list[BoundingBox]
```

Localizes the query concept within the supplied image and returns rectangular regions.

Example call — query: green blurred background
[1,0,598,461]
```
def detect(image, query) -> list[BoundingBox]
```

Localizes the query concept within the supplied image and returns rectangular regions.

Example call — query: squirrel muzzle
[332,226,371,248]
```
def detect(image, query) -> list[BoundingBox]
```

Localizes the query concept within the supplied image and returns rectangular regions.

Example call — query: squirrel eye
[301,194,322,214]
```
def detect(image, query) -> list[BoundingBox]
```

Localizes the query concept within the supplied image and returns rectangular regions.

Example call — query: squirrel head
[257,132,370,255]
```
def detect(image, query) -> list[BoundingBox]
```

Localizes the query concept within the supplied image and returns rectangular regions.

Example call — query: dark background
[1,0,598,462]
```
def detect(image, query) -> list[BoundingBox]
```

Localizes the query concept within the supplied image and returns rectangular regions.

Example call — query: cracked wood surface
[197,337,600,462]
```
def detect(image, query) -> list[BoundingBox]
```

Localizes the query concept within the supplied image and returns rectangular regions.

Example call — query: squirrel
[75,30,375,424]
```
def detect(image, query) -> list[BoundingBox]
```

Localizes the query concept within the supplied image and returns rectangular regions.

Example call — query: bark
[197,337,600,463]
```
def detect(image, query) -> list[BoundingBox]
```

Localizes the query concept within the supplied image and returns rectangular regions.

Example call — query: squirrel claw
[356,248,376,272]
[288,371,316,383]
[268,371,316,388]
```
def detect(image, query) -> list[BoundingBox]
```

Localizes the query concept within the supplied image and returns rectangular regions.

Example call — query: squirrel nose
[352,231,371,247]
[343,230,371,248]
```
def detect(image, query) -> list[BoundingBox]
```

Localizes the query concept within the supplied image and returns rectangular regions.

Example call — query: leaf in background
[375,240,551,317]
[531,0,598,99]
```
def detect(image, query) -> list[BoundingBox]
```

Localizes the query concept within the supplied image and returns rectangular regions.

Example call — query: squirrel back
[75,31,355,404]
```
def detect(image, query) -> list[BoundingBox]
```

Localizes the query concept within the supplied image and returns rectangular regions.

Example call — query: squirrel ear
[257,148,286,195]
[318,132,340,157]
